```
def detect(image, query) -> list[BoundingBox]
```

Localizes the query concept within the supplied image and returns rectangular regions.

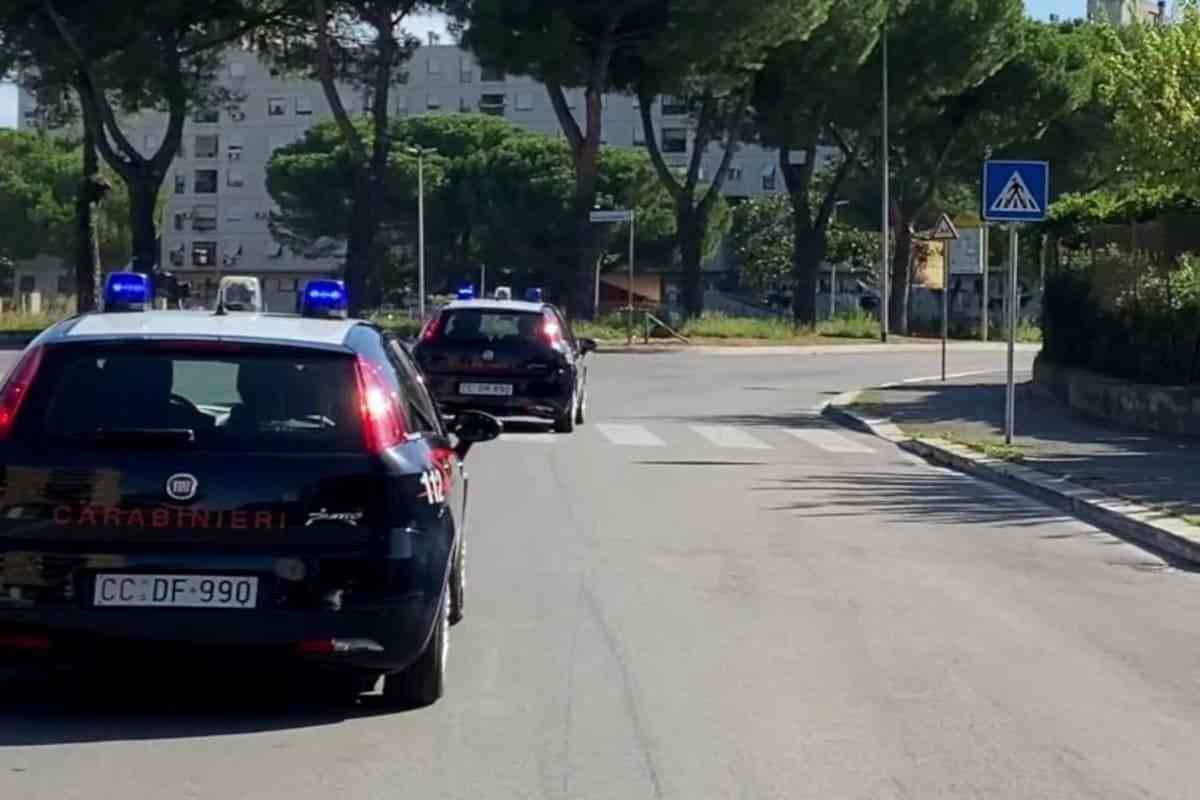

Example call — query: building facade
[1087,0,1169,24]
[18,44,795,310]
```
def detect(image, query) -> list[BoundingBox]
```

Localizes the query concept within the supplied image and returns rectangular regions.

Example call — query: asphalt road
[4,345,1200,800]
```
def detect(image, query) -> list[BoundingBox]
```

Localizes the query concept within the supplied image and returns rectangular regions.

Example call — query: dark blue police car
[0,273,500,708]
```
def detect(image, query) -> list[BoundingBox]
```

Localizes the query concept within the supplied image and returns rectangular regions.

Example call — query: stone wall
[1034,356,1200,438]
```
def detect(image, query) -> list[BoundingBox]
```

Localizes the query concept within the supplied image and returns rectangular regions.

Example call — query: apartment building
[1087,0,1170,24]
[18,44,794,310]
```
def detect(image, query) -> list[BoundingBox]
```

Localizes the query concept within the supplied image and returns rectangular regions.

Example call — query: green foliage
[572,314,632,342]
[819,309,881,339]
[679,313,800,340]
[0,130,136,267]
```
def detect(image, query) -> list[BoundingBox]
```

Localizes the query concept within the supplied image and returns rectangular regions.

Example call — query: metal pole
[480,263,486,298]
[981,225,989,342]
[830,262,837,320]
[1006,225,1018,444]
[880,18,890,343]
[627,213,635,345]
[942,242,949,381]
[417,152,426,321]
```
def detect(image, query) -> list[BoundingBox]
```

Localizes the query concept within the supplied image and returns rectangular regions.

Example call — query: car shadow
[0,666,405,746]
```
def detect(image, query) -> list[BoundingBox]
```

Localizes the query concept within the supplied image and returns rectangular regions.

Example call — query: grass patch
[680,313,800,340]
[369,314,424,339]
[574,313,633,341]
[818,309,881,339]
[1182,515,1200,528]
[0,312,67,333]
[947,436,1026,462]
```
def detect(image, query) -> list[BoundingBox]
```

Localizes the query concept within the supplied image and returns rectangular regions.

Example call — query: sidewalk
[844,373,1200,522]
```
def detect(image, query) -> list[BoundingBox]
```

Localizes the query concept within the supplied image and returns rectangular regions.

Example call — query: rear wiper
[62,428,196,447]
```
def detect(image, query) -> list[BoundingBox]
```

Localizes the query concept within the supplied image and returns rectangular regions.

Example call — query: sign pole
[1006,225,1019,444]
[627,212,635,346]
[942,243,950,381]
[980,225,989,342]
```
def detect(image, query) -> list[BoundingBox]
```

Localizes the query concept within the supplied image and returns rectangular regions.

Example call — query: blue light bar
[103,272,151,312]
[300,279,348,318]
[456,283,476,300]
[524,288,543,302]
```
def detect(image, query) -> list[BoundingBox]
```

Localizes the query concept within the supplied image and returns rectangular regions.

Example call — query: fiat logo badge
[482,350,495,362]
[165,473,198,501]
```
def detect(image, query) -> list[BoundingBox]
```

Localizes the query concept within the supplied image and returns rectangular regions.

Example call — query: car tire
[382,593,448,710]
[553,393,576,434]
[574,390,587,425]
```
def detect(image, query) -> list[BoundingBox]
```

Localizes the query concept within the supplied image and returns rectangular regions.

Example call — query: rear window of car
[22,344,363,453]
[441,310,544,343]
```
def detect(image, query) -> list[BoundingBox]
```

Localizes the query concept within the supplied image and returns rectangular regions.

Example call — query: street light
[880,15,891,343]
[405,146,435,321]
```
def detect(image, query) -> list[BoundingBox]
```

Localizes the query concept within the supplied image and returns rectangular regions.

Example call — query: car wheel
[553,393,576,434]
[449,539,465,627]
[574,390,587,425]
[382,593,448,710]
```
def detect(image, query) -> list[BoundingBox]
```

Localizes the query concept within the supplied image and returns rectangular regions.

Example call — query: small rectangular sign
[589,210,634,223]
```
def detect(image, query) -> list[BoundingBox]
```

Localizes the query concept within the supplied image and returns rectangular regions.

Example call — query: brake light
[354,355,407,454]
[421,315,443,342]
[0,632,50,650]
[541,320,564,348]
[0,345,44,440]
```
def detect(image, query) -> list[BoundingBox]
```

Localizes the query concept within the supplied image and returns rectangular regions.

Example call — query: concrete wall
[1034,356,1200,438]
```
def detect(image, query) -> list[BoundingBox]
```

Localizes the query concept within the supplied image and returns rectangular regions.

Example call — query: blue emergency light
[524,287,543,302]
[456,284,476,300]
[103,272,151,312]
[300,279,348,318]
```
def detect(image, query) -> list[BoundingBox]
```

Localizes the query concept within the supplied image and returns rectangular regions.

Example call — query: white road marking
[690,425,773,450]
[783,428,876,454]
[596,424,667,447]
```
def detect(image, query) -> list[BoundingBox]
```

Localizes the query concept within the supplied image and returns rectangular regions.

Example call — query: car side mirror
[451,410,502,459]
[579,338,598,354]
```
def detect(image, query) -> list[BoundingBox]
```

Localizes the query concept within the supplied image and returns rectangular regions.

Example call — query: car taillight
[421,315,443,342]
[0,345,44,440]
[354,355,407,454]
[541,320,564,348]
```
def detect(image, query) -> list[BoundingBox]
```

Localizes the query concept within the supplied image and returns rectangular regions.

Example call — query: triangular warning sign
[930,213,959,241]
[989,170,1040,214]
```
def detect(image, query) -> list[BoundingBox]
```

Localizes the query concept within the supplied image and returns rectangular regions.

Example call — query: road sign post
[980,225,989,342]
[983,160,1049,444]
[589,209,636,344]
[929,213,960,382]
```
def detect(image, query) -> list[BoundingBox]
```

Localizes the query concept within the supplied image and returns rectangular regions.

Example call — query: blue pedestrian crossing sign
[982,160,1049,222]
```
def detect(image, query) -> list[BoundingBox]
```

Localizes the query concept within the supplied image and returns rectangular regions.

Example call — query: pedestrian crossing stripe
[504,423,878,454]
[988,171,1041,214]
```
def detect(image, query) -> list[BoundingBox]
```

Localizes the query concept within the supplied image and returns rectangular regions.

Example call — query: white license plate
[459,382,514,397]
[93,574,259,609]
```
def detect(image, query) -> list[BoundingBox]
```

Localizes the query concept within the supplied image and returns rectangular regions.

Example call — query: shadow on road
[0,667,403,746]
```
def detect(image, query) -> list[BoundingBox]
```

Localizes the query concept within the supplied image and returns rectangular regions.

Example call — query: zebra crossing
[499,421,880,455]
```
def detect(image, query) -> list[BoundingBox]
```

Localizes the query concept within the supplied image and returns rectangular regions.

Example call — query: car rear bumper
[425,373,574,419]
[437,394,571,420]
[0,546,445,674]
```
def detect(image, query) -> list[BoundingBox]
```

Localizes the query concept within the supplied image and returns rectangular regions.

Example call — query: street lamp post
[405,146,431,321]
[829,200,849,320]
[880,16,891,343]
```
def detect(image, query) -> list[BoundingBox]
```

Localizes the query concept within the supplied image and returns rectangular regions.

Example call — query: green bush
[371,314,425,339]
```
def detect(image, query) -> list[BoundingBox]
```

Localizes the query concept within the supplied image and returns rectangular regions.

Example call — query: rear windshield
[22,344,363,453]
[441,310,544,343]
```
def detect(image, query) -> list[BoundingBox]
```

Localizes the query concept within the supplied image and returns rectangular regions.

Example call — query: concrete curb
[822,393,1200,566]
[596,342,1042,357]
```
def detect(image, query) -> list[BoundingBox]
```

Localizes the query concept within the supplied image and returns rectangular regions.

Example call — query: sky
[0,2,1088,131]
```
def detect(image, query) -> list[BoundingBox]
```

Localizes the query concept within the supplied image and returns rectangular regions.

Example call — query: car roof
[50,311,364,349]
[444,299,547,313]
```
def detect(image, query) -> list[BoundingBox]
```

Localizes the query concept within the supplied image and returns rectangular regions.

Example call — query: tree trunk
[890,222,914,336]
[570,157,600,318]
[678,205,706,318]
[791,215,826,328]
[74,123,106,312]
[127,170,163,275]
[343,169,378,316]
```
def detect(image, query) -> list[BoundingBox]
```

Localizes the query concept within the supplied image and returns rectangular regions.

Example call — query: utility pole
[880,18,891,343]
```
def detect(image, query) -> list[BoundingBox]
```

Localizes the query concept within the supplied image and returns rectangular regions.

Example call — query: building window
[56,273,70,294]
[192,241,217,267]
[662,95,688,116]
[633,125,646,146]
[225,205,247,222]
[762,165,778,191]
[193,108,219,124]
[226,169,245,188]
[174,173,186,194]
[726,167,743,183]
[460,56,473,83]
[169,246,185,267]
[427,55,441,74]
[480,93,506,115]
[192,204,218,232]
[18,275,35,293]
[426,94,441,109]
[458,96,472,113]
[194,169,218,194]
[173,211,186,231]
[480,65,504,82]
[194,134,219,159]
[267,97,287,117]
[227,137,244,160]
[662,128,688,154]
[295,96,314,115]
[395,94,408,114]
[514,91,534,111]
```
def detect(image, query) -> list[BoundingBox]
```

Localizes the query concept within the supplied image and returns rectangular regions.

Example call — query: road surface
[3,346,1199,800]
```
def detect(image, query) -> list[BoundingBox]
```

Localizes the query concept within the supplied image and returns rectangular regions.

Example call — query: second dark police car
[413,288,597,433]
[0,273,500,708]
